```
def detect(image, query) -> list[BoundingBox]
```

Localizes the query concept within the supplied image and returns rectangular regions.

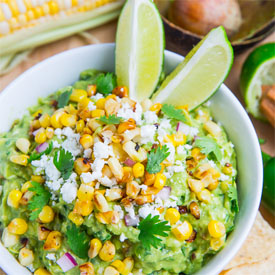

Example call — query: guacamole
[0,69,238,275]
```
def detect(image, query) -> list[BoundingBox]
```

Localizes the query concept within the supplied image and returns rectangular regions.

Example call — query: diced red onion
[124,158,136,167]
[124,214,140,227]
[36,142,49,153]
[176,122,180,132]
[57,253,77,272]
[156,186,171,200]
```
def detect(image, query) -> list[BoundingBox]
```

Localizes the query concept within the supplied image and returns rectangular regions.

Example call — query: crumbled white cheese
[93,141,113,159]
[54,128,62,139]
[144,111,158,124]
[83,148,92,158]
[117,102,142,125]
[138,204,159,219]
[178,123,199,137]
[99,176,116,187]
[208,160,216,168]
[61,127,82,157]
[165,143,175,164]
[46,178,63,191]
[120,233,128,242]
[140,185,148,191]
[52,140,61,148]
[125,205,136,219]
[81,172,93,184]
[198,110,204,116]
[140,125,156,144]
[114,205,124,219]
[88,101,96,111]
[177,145,185,155]
[46,253,56,261]
[91,93,104,101]
[61,181,77,203]
[157,118,171,143]
[219,173,230,181]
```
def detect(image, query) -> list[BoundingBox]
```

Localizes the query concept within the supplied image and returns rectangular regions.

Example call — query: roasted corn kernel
[39,114,51,128]
[208,220,225,238]
[117,119,136,134]
[39,206,55,223]
[144,172,156,186]
[31,175,45,183]
[34,268,51,275]
[60,113,77,127]
[77,184,94,201]
[164,208,180,225]
[16,138,30,154]
[112,86,128,98]
[79,262,95,275]
[38,225,51,241]
[43,231,62,251]
[74,158,91,175]
[1,228,19,248]
[154,173,166,190]
[50,110,64,129]
[10,154,29,166]
[70,89,88,102]
[80,134,94,149]
[35,128,47,144]
[104,266,119,275]
[68,212,84,226]
[96,98,106,109]
[210,237,225,251]
[197,189,212,203]
[172,221,193,241]
[121,257,134,275]
[187,179,204,193]
[94,192,109,212]
[133,163,144,178]
[74,200,93,216]
[88,238,103,259]
[7,190,22,208]
[189,201,200,219]
[126,181,141,199]
[46,127,54,139]
[76,120,85,133]
[99,241,116,262]
[19,247,34,266]
[111,260,125,273]
[91,109,105,118]
[108,157,124,181]
[150,103,162,114]
[8,218,28,235]
[87,85,97,97]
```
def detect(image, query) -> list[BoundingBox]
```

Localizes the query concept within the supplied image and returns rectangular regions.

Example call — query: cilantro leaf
[97,114,123,125]
[138,214,171,251]
[53,149,74,180]
[228,184,239,213]
[57,87,73,108]
[194,136,222,161]
[146,145,170,174]
[66,224,89,259]
[28,181,51,221]
[161,104,188,123]
[96,73,117,96]
[28,142,53,164]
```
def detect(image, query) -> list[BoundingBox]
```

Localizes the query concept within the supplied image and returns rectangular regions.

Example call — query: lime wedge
[152,26,233,110]
[115,0,164,102]
[240,43,275,119]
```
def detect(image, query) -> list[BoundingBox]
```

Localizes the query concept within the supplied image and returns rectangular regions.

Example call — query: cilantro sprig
[28,142,53,164]
[146,145,170,174]
[138,214,171,251]
[66,224,90,259]
[53,149,74,180]
[96,73,117,96]
[28,181,51,221]
[161,104,188,123]
[194,136,222,161]
[228,184,239,213]
[57,87,73,108]
[97,114,123,125]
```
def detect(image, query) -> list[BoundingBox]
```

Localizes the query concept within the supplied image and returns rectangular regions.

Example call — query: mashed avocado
[0,69,238,275]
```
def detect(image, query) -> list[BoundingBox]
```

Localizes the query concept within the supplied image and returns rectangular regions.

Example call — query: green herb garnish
[96,73,117,96]
[228,184,239,213]
[146,145,170,174]
[161,104,188,123]
[53,148,74,180]
[97,114,123,125]
[28,141,53,164]
[57,87,73,108]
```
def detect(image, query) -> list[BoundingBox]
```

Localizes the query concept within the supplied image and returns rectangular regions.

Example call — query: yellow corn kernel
[111,260,125,273]
[70,89,87,102]
[207,179,219,191]
[172,221,193,241]
[20,191,34,206]
[193,163,212,179]
[105,188,123,201]
[187,179,204,193]
[34,268,51,275]
[150,103,162,114]
[144,172,156,186]
[10,155,29,166]
[79,262,95,275]
[88,238,103,259]
[104,266,119,275]
[19,247,34,266]
[43,231,62,251]
[35,129,47,144]
[79,108,91,121]
[164,208,180,225]
[88,118,103,131]
[141,186,160,196]
[39,114,51,128]
[38,225,51,241]
[154,173,166,190]
[106,94,117,101]
[121,167,134,183]
[177,105,189,111]
[96,98,106,109]
[7,190,22,208]
[77,184,94,201]
[21,181,33,193]
[191,148,205,161]
[91,109,105,118]
[203,121,222,137]
[117,119,136,134]
[99,241,116,262]
[50,110,65,129]
[111,135,122,144]
[65,104,78,115]
[31,119,41,130]
[121,257,134,275]
[8,218,28,235]
[2,228,19,248]
[74,158,91,175]
[222,164,233,175]
[80,134,94,149]
[32,110,43,118]
[133,163,144,178]
[39,206,55,223]
[46,127,54,139]
[78,97,91,110]
[189,201,200,219]
[126,181,141,199]
[60,113,77,127]
[95,212,109,224]
[140,98,153,112]
[210,237,225,251]
[83,127,92,135]
[16,138,30,154]
[113,86,129,98]
[74,200,93,216]
[87,85,97,97]
[197,189,212,203]
[68,211,84,226]
[94,192,109,212]
[31,175,45,184]
[108,157,124,181]
[172,131,186,147]
[76,120,85,133]
[208,220,225,238]
[48,0,59,15]
[135,194,154,205]
[157,207,165,214]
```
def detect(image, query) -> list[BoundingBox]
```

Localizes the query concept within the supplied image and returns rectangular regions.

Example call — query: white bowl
[0,44,263,275]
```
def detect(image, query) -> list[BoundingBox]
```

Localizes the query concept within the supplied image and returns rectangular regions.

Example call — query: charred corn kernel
[38,225,51,241]
[43,231,62,251]
[208,220,225,238]
[165,208,180,225]
[74,200,93,216]
[117,119,136,134]
[68,211,84,226]
[210,238,225,251]
[74,158,91,175]
[31,119,41,130]
[105,188,123,201]
[91,109,105,118]
[189,201,200,219]
[133,163,144,178]
[187,179,204,193]
[121,257,134,275]
[112,86,129,98]
[144,172,156,186]
[33,110,43,118]
[83,127,92,135]
[45,127,54,139]
[207,179,219,191]
[154,173,166,189]
[76,120,85,133]
[108,157,124,181]
[172,221,193,241]
[88,118,104,131]
[7,190,22,208]
[16,138,30,154]
[111,135,122,144]
[141,186,159,196]
[20,191,34,206]
[34,268,51,275]
[135,194,154,205]
[31,175,45,184]
[197,189,212,203]
[77,184,94,201]
[78,97,91,110]
[203,121,222,136]
[96,189,106,196]
[172,131,186,146]
[70,89,87,102]
[121,167,134,183]
[150,103,162,114]
[10,155,29,166]
[79,108,91,121]
[222,164,233,175]
[88,238,102,259]
[50,110,64,129]
[193,163,212,179]
[8,218,28,235]
[80,262,95,275]
[60,113,77,127]
[2,228,19,248]
[99,241,116,262]
[96,98,106,109]
[21,181,33,193]
[104,266,119,275]
[39,206,55,223]
[94,192,109,212]
[80,134,94,149]
[191,148,205,161]
[87,85,97,97]
[35,129,47,144]
[126,181,140,199]
[39,114,51,128]
[67,104,78,115]
[18,247,34,266]
[111,260,125,273]
[106,94,117,101]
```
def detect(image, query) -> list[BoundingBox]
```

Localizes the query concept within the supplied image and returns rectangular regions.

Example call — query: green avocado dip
[0,69,238,275]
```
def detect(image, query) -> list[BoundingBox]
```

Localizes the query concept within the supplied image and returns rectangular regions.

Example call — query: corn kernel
[43,231,62,251]
[20,191,34,206]
[46,127,54,139]
[104,266,119,275]
[7,190,22,208]
[222,164,233,175]
[154,173,166,189]
[80,134,94,149]
[79,262,95,275]
[33,110,43,118]
[50,110,65,129]
[70,89,87,102]
[106,94,117,101]
[121,167,134,183]
[88,238,102,259]
[112,86,128,98]
[111,135,122,144]
[172,221,193,241]
[74,200,93,216]
[10,155,29,166]
[19,247,34,266]
[191,148,205,161]
[121,257,134,275]
[60,113,77,127]
[105,188,123,201]
[2,228,19,248]
[187,179,204,193]
[76,120,85,133]
[197,189,212,203]
[164,208,180,225]
[8,218,28,235]
[87,85,97,97]
[48,0,59,15]
[135,194,154,205]
[203,121,222,137]
[21,181,33,193]
[208,220,225,238]
[31,175,45,183]
[38,225,51,241]
[150,103,162,114]
[35,129,47,144]
[34,268,51,275]
[189,201,200,219]
[68,212,84,226]
[77,184,94,201]
[74,158,91,175]
[117,119,136,134]
[210,237,225,251]
[144,172,156,186]
[126,181,140,199]
[78,97,90,110]
[96,98,106,109]
[140,98,153,112]
[83,127,92,135]
[16,138,30,154]
[133,163,144,178]
[39,206,55,223]
[172,131,186,147]
[99,241,116,262]
[31,119,41,130]
[91,109,105,118]
[111,260,125,273]
[39,114,51,128]
[79,108,91,120]
[94,192,109,212]
[108,157,124,181]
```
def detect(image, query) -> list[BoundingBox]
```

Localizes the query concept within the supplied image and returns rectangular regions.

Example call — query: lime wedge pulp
[152,26,234,110]
[115,0,165,102]
[240,43,275,120]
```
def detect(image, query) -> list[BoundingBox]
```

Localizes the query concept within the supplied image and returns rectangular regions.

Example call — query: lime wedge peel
[152,26,234,110]
[115,0,165,102]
